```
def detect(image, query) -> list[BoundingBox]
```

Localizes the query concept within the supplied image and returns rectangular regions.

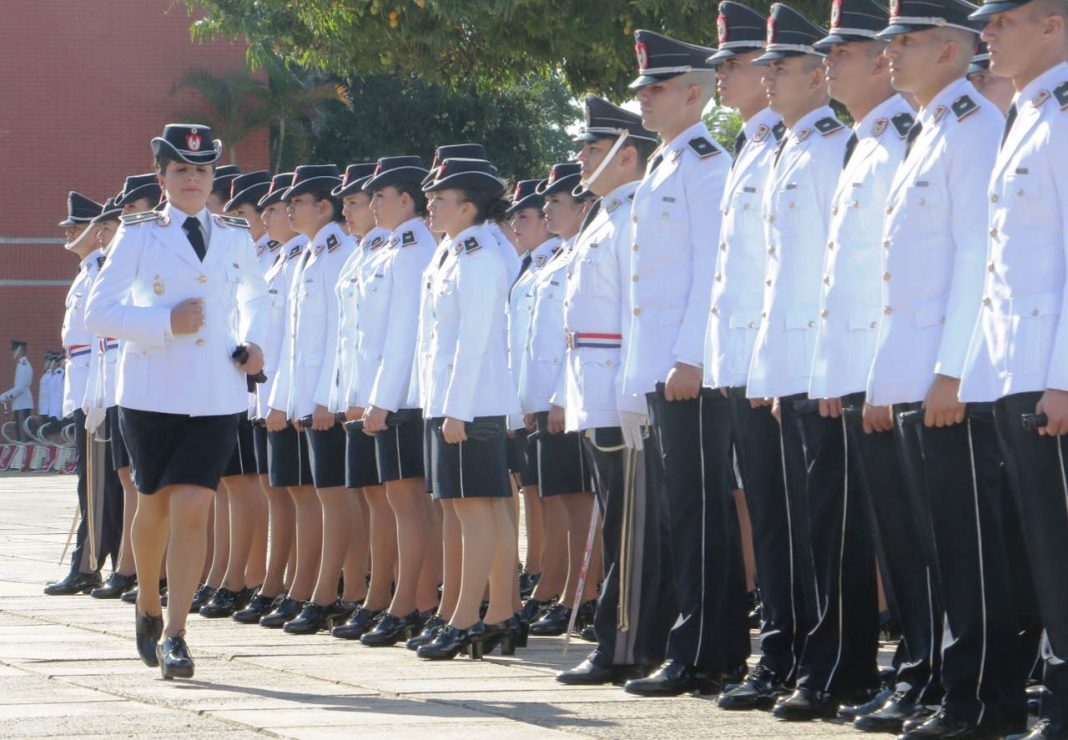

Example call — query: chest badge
[153,275,164,296]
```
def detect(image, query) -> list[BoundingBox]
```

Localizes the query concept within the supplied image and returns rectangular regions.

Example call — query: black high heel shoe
[483,617,523,656]
[331,606,383,640]
[406,614,446,650]
[416,622,486,660]
[360,610,423,647]
[260,596,302,628]
[134,606,163,667]
[283,601,343,634]
[156,632,195,680]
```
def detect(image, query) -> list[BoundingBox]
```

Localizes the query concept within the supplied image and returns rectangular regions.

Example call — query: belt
[99,337,119,352]
[66,344,91,359]
[566,331,622,350]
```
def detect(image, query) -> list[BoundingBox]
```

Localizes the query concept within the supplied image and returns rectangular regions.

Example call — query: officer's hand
[523,413,536,433]
[362,405,388,435]
[664,362,702,402]
[1036,389,1068,437]
[442,416,467,444]
[311,404,335,431]
[170,298,205,335]
[265,408,288,433]
[923,374,965,428]
[619,410,647,450]
[818,398,842,419]
[749,396,772,409]
[547,405,566,435]
[862,403,893,434]
[506,429,517,439]
[238,342,264,375]
[771,397,781,424]
[345,405,364,423]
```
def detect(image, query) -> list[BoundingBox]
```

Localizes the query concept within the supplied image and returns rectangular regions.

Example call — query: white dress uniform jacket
[488,221,523,285]
[269,221,354,418]
[961,64,1068,401]
[519,237,578,414]
[363,218,436,412]
[562,181,638,431]
[746,105,850,399]
[506,237,560,429]
[330,228,389,413]
[256,235,283,275]
[255,234,309,419]
[85,204,268,416]
[1,357,33,412]
[61,250,102,416]
[867,78,1003,406]
[410,238,452,411]
[809,96,914,399]
[704,108,783,390]
[619,120,730,413]
[37,367,52,418]
[424,224,520,422]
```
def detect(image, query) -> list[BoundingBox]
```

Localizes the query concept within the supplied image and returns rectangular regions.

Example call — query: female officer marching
[85,124,268,679]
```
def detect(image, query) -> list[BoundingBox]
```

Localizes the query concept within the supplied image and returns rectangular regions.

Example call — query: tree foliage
[186,0,831,97]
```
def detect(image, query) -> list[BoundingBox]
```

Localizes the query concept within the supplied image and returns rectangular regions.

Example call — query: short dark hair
[624,137,658,167]
[394,181,429,217]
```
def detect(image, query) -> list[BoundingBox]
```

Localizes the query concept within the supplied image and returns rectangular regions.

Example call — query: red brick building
[0,1,268,411]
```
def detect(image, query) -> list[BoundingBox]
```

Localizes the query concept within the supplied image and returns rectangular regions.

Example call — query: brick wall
[0,1,268,411]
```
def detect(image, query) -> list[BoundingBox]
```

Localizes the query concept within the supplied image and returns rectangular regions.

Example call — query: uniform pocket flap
[1010,293,1061,319]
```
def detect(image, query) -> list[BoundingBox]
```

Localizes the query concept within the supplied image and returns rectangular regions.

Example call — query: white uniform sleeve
[235,233,269,351]
[368,246,428,412]
[311,246,349,408]
[442,253,503,422]
[1046,124,1068,392]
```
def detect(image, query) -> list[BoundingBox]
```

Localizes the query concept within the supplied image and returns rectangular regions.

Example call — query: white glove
[84,406,106,434]
[619,410,648,451]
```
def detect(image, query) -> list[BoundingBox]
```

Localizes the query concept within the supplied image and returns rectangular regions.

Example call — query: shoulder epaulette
[401,230,416,247]
[369,235,386,250]
[890,112,915,139]
[1055,81,1068,110]
[326,233,340,252]
[287,244,302,260]
[951,94,979,122]
[214,214,250,229]
[463,236,481,254]
[267,239,281,251]
[119,210,162,226]
[772,121,787,142]
[687,136,720,159]
[815,117,844,136]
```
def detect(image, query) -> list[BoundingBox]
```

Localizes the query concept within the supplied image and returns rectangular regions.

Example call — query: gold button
[823,276,830,285]
[983,297,992,306]
[832,207,839,216]
[827,241,834,250]
[633,308,641,316]
[1033,308,1041,317]
[820,309,828,318]
[711,306,719,315]
[662,213,670,220]
[869,321,878,329]
[765,279,772,287]
[632,275,640,282]
[761,311,767,319]
[768,214,776,223]
[990,228,998,237]
[198,275,207,284]
[632,244,639,252]
[884,306,893,315]
[715,273,722,282]
[748,321,756,329]
[788,202,795,209]
[991,194,999,203]
[886,206,893,214]
[195,339,205,346]
[882,239,890,249]
[768,246,776,255]
[988,262,995,273]
[807,320,816,328]
[883,272,891,281]
[720,242,727,252]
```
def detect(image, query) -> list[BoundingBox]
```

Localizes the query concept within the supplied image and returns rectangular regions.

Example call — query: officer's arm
[267,263,302,413]
[616,217,646,414]
[85,226,171,348]
[442,252,504,422]
[13,361,31,395]
[935,116,1001,379]
[312,244,350,408]
[1044,123,1068,392]
[673,155,727,367]
[235,231,269,351]
[368,243,432,413]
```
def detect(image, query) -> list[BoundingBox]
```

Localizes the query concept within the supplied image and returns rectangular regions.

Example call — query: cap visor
[752,49,798,65]
[814,33,871,51]
[115,183,161,207]
[707,46,763,64]
[628,72,681,89]
[280,176,343,201]
[362,168,431,193]
[150,138,223,165]
[505,194,546,215]
[332,176,373,197]
[876,23,926,40]
[537,175,583,196]
[224,184,270,213]
[969,1,1023,20]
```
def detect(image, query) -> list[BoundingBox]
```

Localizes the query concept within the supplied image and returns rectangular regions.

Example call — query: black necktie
[772,136,788,167]
[510,253,533,295]
[579,199,602,235]
[1001,103,1018,149]
[905,121,924,159]
[182,216,207,261]
[649,150,664,173]
[843,131,859,168]
[730,130,747,170]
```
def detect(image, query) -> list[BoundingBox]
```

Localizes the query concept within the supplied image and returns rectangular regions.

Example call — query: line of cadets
[39,0,1068,736]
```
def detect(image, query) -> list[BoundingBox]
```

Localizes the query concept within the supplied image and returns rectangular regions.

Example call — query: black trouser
[784,395,879,695]
[844,394,943,703]
[900,404,1033,727]
[582,426,673,669]
[994,391,1068,727]
[70,409,124,574]
[646,386,750,673]
[13,408,29,441]
[727,387,808,683]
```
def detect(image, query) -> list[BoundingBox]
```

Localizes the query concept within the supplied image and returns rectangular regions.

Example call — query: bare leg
[341,490,369,603]
[261,482,294,596]
[521,480,545,577]
[204,485,230,589]
[531,495,566,601]
[484,498,520,625]
[200,503,213,583]
[114,467,138,575]
[221,474,261,591]
[363,485,396,610]
[449,498,496,628]
[733,488,757,593]
[132,489,170,617]
[286,485,321,601]
[164,485,215,636]
[438,500,461,622]
[384,478,428,616]
[504,480,522,612]
[244,475,269,587]
[560,492,598,603]
[416,494,443,612]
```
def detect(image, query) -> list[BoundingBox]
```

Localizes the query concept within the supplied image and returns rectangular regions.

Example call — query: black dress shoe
[482,617,524,656]
[416,622,486,660]
[91,572,136,599]
[234,585,258,611]
[517,597,553,624]
[260,596,302,628]
[519,571,541,599]
[579,624,598,642]
[1027,685,1051,718]
[121,586,139,604]
[624,660,723,697]
[360,611,423,647]
[840,687,895,722]
[854,689,918,733]
[284,601,345,634]
[1007,719,1068,740]
[189,584,216,614]
[902,706,937,734]
[574,599,596,630]
[156,633,195,680]
[747,590,762,629]
[199,587,241,618]
[406,614,446,650]
[134,607,163,667]
[900,708,984,738]
[331,606,383,640]
[44,570,101,595]
[530,602,572,636]
[233,593,281,624]
[718,663,786,710]
[557,658,634,685]
[772,687,841,721]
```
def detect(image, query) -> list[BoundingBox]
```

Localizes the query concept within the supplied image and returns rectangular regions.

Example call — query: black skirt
[423,419,435,494]
[105,405,130,470]
[429,416,510,500]
[222,413,257,477]
[118,407,239,495]
[534,411,592,497]
[306,423,347,489]
[506,429,538,487]
[252,421,269,475]
[345,422,381,489]
[267,425,312,488]
[375,412,426,482]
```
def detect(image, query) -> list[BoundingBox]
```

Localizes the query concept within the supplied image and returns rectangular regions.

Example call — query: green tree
[171,67,273,163]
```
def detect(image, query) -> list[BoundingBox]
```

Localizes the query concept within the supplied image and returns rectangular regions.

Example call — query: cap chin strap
[64,223,100,254]
[580,132,630,194]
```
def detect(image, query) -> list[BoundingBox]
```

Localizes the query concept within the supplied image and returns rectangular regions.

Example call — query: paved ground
[0,471,877,738]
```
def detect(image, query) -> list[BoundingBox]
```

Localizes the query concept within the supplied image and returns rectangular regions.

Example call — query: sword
[563,497,601,656]
[616,445,639,632]
[85,427,99,571]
